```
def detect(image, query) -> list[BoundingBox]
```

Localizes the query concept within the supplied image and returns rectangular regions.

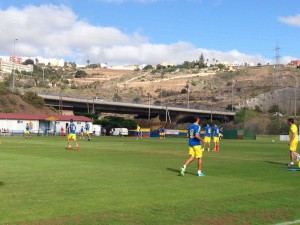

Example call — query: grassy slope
[0,136,299,225]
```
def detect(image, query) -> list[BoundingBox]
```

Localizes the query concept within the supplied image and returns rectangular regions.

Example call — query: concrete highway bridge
[39,94,235,123]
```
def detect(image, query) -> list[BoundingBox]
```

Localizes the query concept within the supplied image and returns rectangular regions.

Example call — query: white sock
[198,170,201,174]
[183,165,186,169]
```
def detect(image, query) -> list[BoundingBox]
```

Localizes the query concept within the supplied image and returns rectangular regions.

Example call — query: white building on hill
[0,60,33,73]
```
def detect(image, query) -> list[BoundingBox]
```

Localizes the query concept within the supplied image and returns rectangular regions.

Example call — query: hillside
[0,93,55,115]
[1,65,299,117]
[65,66,300,113]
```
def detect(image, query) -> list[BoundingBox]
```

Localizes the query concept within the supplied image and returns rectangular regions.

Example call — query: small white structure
[110,128,128,136]
[92,124,102,136]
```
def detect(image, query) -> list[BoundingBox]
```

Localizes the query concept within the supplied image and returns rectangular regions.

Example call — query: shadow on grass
[284,168,300,171]
[263,161,287,165]
[264,161,300,171]
[0,181,4,186]
[167,168,195,176]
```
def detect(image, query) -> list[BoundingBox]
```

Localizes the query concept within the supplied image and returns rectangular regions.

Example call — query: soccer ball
[272,140,275,143]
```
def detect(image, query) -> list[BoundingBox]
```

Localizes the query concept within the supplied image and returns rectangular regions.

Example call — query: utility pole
[295,76,298,117]
[186,82,190,109]
[148,93,151,120]
[59,90,62,115]
[231,77,234,112]
[42,67,45,85]
[274,41,281,110]
[12,38,18,91]
[160,87,162,105]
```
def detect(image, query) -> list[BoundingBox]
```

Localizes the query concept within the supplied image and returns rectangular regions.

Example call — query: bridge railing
[36,90,235,114]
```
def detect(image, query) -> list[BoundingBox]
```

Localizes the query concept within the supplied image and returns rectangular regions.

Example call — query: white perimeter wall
[0,119,94,134]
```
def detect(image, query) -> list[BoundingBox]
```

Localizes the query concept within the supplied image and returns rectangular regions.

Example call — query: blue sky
[0,0,299,65]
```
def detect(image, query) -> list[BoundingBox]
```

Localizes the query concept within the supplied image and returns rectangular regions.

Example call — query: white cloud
[93,0,158,3]
[278,14,300,27]
[94,0,202,3]
[0,4,273,66]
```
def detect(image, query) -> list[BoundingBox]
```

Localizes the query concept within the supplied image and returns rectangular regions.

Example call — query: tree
[0,82,9,95]
[267,117,288,135]
[75,70,87,78]
[198,53,205,68]
[94,116,136,129]
[226,104,236,111]
[87,59,90,67]
[23,59,34,65]
[154,100,161,106]
[234,108,259,124]
[156,64,166,70]
[132,97,141,103]
[89,64,100,69]
[143,65,153,70]
[254,105,262,112]
[22,91,45,108]
[268,104,280,113]
[217,63,225,70]
[181,88,188,94]
[113,93,122,102]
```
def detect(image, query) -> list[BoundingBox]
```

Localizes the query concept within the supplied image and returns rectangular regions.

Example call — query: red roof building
[0,113,93,135]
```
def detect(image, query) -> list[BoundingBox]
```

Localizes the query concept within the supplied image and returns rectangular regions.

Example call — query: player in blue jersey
[212,123,220,151]
[159,126,165,139]
[67,119,79,150]
[25,123,31,139]
[179,116,205,177]
[79,126,84,139]
[203,122,211,151]
[85,122,92,141]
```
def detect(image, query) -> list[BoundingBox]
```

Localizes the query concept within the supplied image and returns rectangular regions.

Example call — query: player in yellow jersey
[67,119,79,150]
[287,118,300,167]
[136,124,141,140]
[25,123,31,139]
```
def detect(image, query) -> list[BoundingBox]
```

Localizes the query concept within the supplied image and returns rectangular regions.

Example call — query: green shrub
[234,108,260,124]
[0,82,9,95]
[75,70,87,78]
[2,107,13,113]
[22,91,45,108]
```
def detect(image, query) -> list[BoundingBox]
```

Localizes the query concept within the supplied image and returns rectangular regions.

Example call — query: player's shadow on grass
[0,181,4,186]
[167,168,194,176]
[263,161,287,165]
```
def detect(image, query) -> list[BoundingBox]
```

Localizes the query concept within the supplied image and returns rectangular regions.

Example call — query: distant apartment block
[0,55,65,68]
[290,60,300,67]
[10,56,22,64]
[232,61,255,67]
[35,57,65,67]
[110,65,138,70]
[0,59,33,73]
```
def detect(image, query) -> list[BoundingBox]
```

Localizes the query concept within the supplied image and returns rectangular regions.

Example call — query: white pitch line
[274,219,300,225]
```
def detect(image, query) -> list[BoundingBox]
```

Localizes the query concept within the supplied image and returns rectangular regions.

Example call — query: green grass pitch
[0,136,300,225]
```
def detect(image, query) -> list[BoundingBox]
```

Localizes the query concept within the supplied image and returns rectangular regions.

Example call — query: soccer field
[0,136,300,225]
